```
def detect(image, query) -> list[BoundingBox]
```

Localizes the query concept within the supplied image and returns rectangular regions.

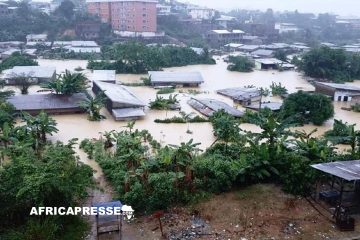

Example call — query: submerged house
[187,98,244,117]
[217,87,261,106]
[92,81,146,121]
[254,58,284,70]
[246,102,283,111]
[1,66,56,84]
[314,82,360,102]
[90,70,116,83]
[148,71,204,87]
[7,93,86,115]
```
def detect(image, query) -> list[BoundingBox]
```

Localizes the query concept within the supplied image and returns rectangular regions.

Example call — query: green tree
[0,52,38,72]
[80,91,107,121]
[42,70,88,95]
[281,91,334,125]
[227,56,254,72]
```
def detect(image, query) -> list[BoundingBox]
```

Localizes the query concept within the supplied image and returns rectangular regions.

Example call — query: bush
[280,153,320,196]
[281,91,334,125]
[157,88,175,94]
[194,155,240,193]
[227,56,254,72]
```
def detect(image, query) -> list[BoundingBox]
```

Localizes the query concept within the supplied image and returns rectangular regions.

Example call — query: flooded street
[33,58,360,171]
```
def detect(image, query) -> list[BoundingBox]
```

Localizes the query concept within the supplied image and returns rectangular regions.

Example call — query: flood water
[31,57,360,176]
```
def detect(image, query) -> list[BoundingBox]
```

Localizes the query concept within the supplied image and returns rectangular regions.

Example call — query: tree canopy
[298,46,360,82]
[227,56,254,72]
[281,91,334,126]
[0,52,38,72]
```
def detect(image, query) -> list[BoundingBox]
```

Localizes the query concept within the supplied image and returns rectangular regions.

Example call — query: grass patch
[157,88,175,94]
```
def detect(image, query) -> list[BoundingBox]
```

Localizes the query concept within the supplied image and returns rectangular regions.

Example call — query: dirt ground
[124,184,360,240]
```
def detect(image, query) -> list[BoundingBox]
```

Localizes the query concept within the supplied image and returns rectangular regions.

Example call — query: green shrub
[157,88,175,94]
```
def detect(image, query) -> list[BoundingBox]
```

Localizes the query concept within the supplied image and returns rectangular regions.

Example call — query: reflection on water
[31,58,360,175]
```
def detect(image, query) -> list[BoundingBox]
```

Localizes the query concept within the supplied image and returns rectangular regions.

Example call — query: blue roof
[92,201,123,223]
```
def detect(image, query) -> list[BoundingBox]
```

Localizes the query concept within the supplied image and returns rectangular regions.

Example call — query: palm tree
[79,91,106,121]
[0,80,14,101]
[42,70,88,95]
[22,111,58,145]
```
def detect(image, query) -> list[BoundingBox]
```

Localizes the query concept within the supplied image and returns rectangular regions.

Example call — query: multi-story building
[86,0,157,34]
[0,3,10,15]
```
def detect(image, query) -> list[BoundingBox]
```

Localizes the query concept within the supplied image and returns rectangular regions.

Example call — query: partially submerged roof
[238,45,260,51]
[217,87,261,101]
[255,58,284,65]
[93,81,145,107]
[149,71,204,85]
[251,49,274,57]
[188,98,244,117]
[112,108,146,120]
[315,82,360,92]
[311,160,360,181]
[1,66,56,79]
[246,102,283,111]
[7,93,86,112]
[90,70,116,82]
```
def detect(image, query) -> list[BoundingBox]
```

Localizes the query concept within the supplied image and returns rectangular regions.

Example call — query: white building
[156,4,171,15]
[188,7,216,20]
[275,23,300,34]
[26,34,48,43]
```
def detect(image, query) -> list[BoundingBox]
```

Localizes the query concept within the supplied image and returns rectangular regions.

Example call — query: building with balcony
[86,0,157,35]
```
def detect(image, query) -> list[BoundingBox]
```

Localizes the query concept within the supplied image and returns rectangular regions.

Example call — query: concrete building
[314,82,360,102]
[75,21,101,40]
[215,15,236,28]
[156,4,171,15]
[206,30,245,48]
[86,0,157,34]
[149,71,204,87]
[275,23,300,34]
[187,7,216,20]
[217,87,261,106]
[0,2,9,15]
[251,49,274,58]
[26,34,48,43]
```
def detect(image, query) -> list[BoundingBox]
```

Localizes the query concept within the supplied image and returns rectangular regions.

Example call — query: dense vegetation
[298,47,360,82]
[87,42,215,74]
[0,0,110,42]
[80,109,359,213]
[280,91,334,125]
[0,83,93,239]
[42,70,89,95]
[80,91,107,121]
[227,56,255,72]
[270,82,288,96]
[149,95,179,110]
[0,52,38,73]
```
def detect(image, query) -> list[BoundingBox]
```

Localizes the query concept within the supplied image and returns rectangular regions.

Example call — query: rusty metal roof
[311,160,360,181]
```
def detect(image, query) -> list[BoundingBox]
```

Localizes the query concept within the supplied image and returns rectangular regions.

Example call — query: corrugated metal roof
[91,70,116,82]
[7,93,86,111]
[217,87,261,101]
[1,66,56,79]
[315,82,360,92]
[311,160,360,181]
[246,102,283,111]
[149,71,204,85]
[188,98,243,117]
[93,81,145,107]
[255,58,284,65]
[251,49,274,57]
[112,108,145,120]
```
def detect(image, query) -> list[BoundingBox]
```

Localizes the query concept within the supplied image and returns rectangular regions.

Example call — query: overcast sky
[179,0,360,16]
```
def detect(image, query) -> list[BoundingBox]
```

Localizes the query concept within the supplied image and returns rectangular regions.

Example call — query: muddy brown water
[4,58,359,174]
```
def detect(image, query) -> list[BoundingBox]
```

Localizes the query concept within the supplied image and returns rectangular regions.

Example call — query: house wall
[87,0,157,32]
[351,96,360,105]
[314,84,336,99]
